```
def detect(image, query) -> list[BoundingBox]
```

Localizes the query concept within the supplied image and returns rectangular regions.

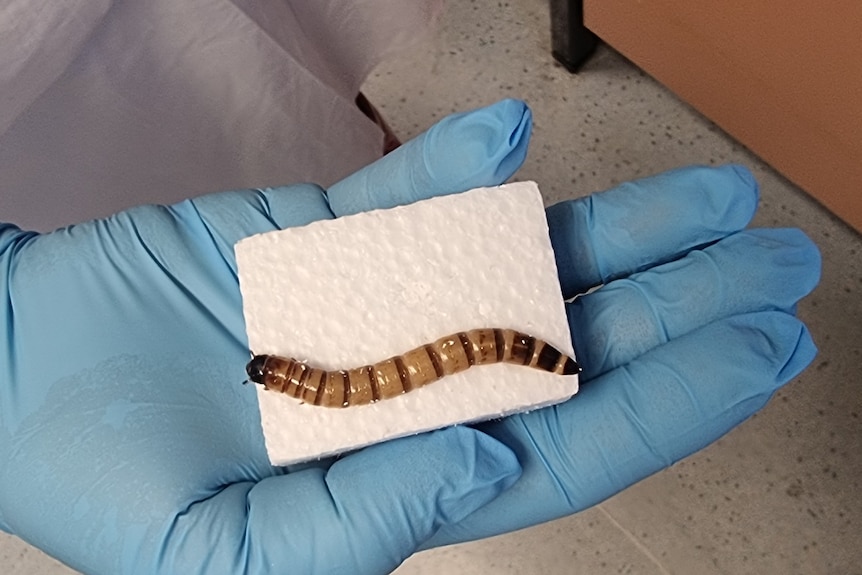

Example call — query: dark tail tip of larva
[563,357,582,376]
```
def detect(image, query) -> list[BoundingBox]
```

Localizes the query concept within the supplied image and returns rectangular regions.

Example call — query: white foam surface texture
[236,181,578,465]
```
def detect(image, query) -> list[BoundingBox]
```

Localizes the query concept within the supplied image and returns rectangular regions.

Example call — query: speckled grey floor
[4,1,860,573]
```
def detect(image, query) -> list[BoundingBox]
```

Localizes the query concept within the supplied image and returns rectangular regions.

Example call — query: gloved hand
[424,163,820,547]
[0,100,530,575]
[0,97,820,575]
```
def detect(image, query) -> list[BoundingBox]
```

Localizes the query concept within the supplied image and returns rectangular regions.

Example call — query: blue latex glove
[0,100,530,575]
[1,98,820,574]
[423,163,820,547]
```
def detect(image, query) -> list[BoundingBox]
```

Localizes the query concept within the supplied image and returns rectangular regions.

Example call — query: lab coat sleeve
[0,0,112,136]
[0,0,442,232]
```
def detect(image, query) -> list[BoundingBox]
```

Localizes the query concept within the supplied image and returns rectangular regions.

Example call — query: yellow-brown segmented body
[245,328,580,408]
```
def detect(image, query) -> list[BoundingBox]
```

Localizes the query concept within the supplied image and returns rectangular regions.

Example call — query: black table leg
[550,0,598,72]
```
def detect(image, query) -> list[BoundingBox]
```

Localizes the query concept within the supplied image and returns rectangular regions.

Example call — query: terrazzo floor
[4,0,860,573]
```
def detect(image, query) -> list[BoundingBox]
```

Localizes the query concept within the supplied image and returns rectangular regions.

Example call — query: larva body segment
[245,328,580,408]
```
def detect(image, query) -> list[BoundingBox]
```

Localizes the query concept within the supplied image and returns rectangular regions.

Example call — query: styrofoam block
[236,181,578,465]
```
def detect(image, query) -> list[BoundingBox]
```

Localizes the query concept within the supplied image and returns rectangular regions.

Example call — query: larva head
[246,355,269,385]
[563,357,582,375]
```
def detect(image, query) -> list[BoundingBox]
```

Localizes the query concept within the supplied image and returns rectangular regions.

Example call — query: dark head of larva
[563,357,582,376]
[246,355,269,384]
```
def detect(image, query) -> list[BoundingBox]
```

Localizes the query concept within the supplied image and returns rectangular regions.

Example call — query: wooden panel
[583,0,862,232]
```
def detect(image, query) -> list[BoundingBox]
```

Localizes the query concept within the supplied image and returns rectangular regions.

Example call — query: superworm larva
[245,328,580,408]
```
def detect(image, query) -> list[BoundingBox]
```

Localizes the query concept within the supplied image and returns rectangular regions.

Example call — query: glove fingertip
[328,99,532,217]
[702,164,759,232]
[775,320,818,387]
[402,426,521,525]
[727,164,759,198]
[726,311,818,393]
[497,101,532,181]
[728,163,759,218]
[789,228,823,290]
[765,227,823,294]
[452,425,522,495]
[421,98,532,190]
[481,98,532,181]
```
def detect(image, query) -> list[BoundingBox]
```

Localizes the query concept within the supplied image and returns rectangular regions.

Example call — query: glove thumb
[327,98,532,216]
[265,426,521,574]
[158,426,520,575]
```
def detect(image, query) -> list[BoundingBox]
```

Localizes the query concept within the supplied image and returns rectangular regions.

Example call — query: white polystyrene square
[236,181,578,465]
